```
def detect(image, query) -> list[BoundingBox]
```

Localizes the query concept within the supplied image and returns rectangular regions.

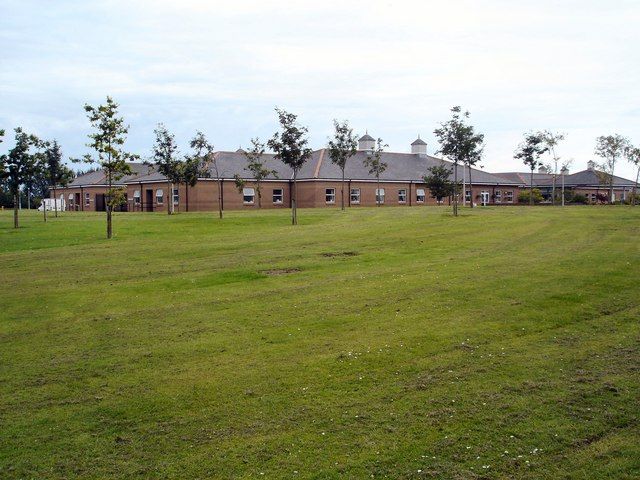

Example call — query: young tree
[327,120,358,210]
[44,140,73,218]
[363,138,388,207]
[423,163,455,203]
[184,132,213,214]
[626,144,640,206]
[2,128,41,228]
[594,134,629,203]
[234,138,277,209]
[433,106,484,216]
[514,132,549,206]
[81,96,136,238]
[541,131,566,205]
[150,124,181,215]
[267,108,312,225]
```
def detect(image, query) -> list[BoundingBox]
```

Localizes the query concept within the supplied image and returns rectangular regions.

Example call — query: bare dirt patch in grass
[261,267,301,276]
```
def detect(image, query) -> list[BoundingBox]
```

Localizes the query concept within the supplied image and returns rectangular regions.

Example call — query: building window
[495,190,502,203]
[398,189,407,203]
[85,192,90,206]
[350,188,360,204]
[376,188,385,204]
[272,188,283,204]
[243,187,255,204]
[173,188,179,205]
[68,193,73,204]
[465,190,471,202]
[325,188,336,204]
[416,188,425,203]
[156,188,164,204]
[505,191,514,202]
[133,190,141,204]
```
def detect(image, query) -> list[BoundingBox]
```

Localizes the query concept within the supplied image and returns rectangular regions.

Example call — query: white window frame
[172,188,179,205]
[68,193,74,202]
[272,188,283,204]
[243,187,255,204]
[495,190,502,203]
[376,188,385,204]
[465,190,471,202]
[416,188,425,203]
[325,188,336,204]
[350,188,360,204]
[85,192,90,206]
[133,190,141,204]
[398,189,407,203]
[505,191,514,203]
[156,188,164,204]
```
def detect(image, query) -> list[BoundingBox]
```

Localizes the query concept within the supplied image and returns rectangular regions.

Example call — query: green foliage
[518,188,544,204]
[514,132,549,173]
[241,138,277,208]
[362,138,387,179]
[433,106,484,167]
[185,131,213,186]
[150,123,181,184]
[327,119,358,172]
[267,108,312,224]
[423,163,455,201]
[570,193,588,204]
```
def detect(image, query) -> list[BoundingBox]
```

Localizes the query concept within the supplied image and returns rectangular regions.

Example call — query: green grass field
[1,206,639,479]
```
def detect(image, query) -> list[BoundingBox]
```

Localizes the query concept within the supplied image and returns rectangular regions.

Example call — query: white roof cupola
[411,135,427,155]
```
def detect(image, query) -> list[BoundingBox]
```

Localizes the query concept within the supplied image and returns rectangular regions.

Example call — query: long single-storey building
[54,135,524,212]
[494,161,638,203]
[54,135,638,211]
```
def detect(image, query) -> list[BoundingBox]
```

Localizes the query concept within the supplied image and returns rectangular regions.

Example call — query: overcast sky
[2,0,639,177]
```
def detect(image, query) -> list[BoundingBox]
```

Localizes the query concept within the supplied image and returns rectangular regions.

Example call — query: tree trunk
[292,171,298,225]
[53,186,58,217]
[27,188,31,210]
[341,169,345,211]
[186,184,189,212]
[13,192,19,228]
[633,166,639,206]
[257,180,262,209]
[468,165,474,208]
[376,177,381,207]
[167,181,172,214]
[530,169,534,206]
[218,179,223,219]
[453,161,458,216]
[561,172,565,207]
[43,198,47,222]
[609,161,615,204]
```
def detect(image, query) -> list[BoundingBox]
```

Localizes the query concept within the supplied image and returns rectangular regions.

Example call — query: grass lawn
[0,206,639,479]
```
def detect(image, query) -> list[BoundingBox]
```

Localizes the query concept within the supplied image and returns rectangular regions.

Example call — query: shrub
[518,188,544,204]
[571,194,588,204]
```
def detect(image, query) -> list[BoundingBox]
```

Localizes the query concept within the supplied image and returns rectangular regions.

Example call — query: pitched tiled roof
[63,151,523,186]
[359,133,375,141]
[493,169,636,188]
[68,162,151,186]
[411,137,427,146]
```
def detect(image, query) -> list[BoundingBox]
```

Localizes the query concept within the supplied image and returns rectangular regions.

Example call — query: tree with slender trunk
[267,108,312,225]
[44,140,73,218]
[81,96,136,239]
[434,106,484,216]
[541,131,566,206]
[423,163,455,203]
[150,124,181,215]
[559,159,573,207]
[2,128,41,228]
[235,138,277,208]
[184,132,213,215]
[594,134,629,204]
[363,138,388,207]
[327,120,358,210]
[625,145,640,206]
[514,132,549,206]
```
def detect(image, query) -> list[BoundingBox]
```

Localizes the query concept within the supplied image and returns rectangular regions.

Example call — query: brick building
[52,135,528,212]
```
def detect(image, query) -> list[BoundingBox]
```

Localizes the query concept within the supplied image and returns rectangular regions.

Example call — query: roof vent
[411,135,427,155]
[358,131,375,151]
[587,160,596,171]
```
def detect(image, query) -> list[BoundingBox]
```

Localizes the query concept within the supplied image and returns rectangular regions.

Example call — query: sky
[1,0,640,178]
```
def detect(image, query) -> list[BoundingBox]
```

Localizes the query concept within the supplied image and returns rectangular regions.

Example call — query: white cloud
[1,0,639,177]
